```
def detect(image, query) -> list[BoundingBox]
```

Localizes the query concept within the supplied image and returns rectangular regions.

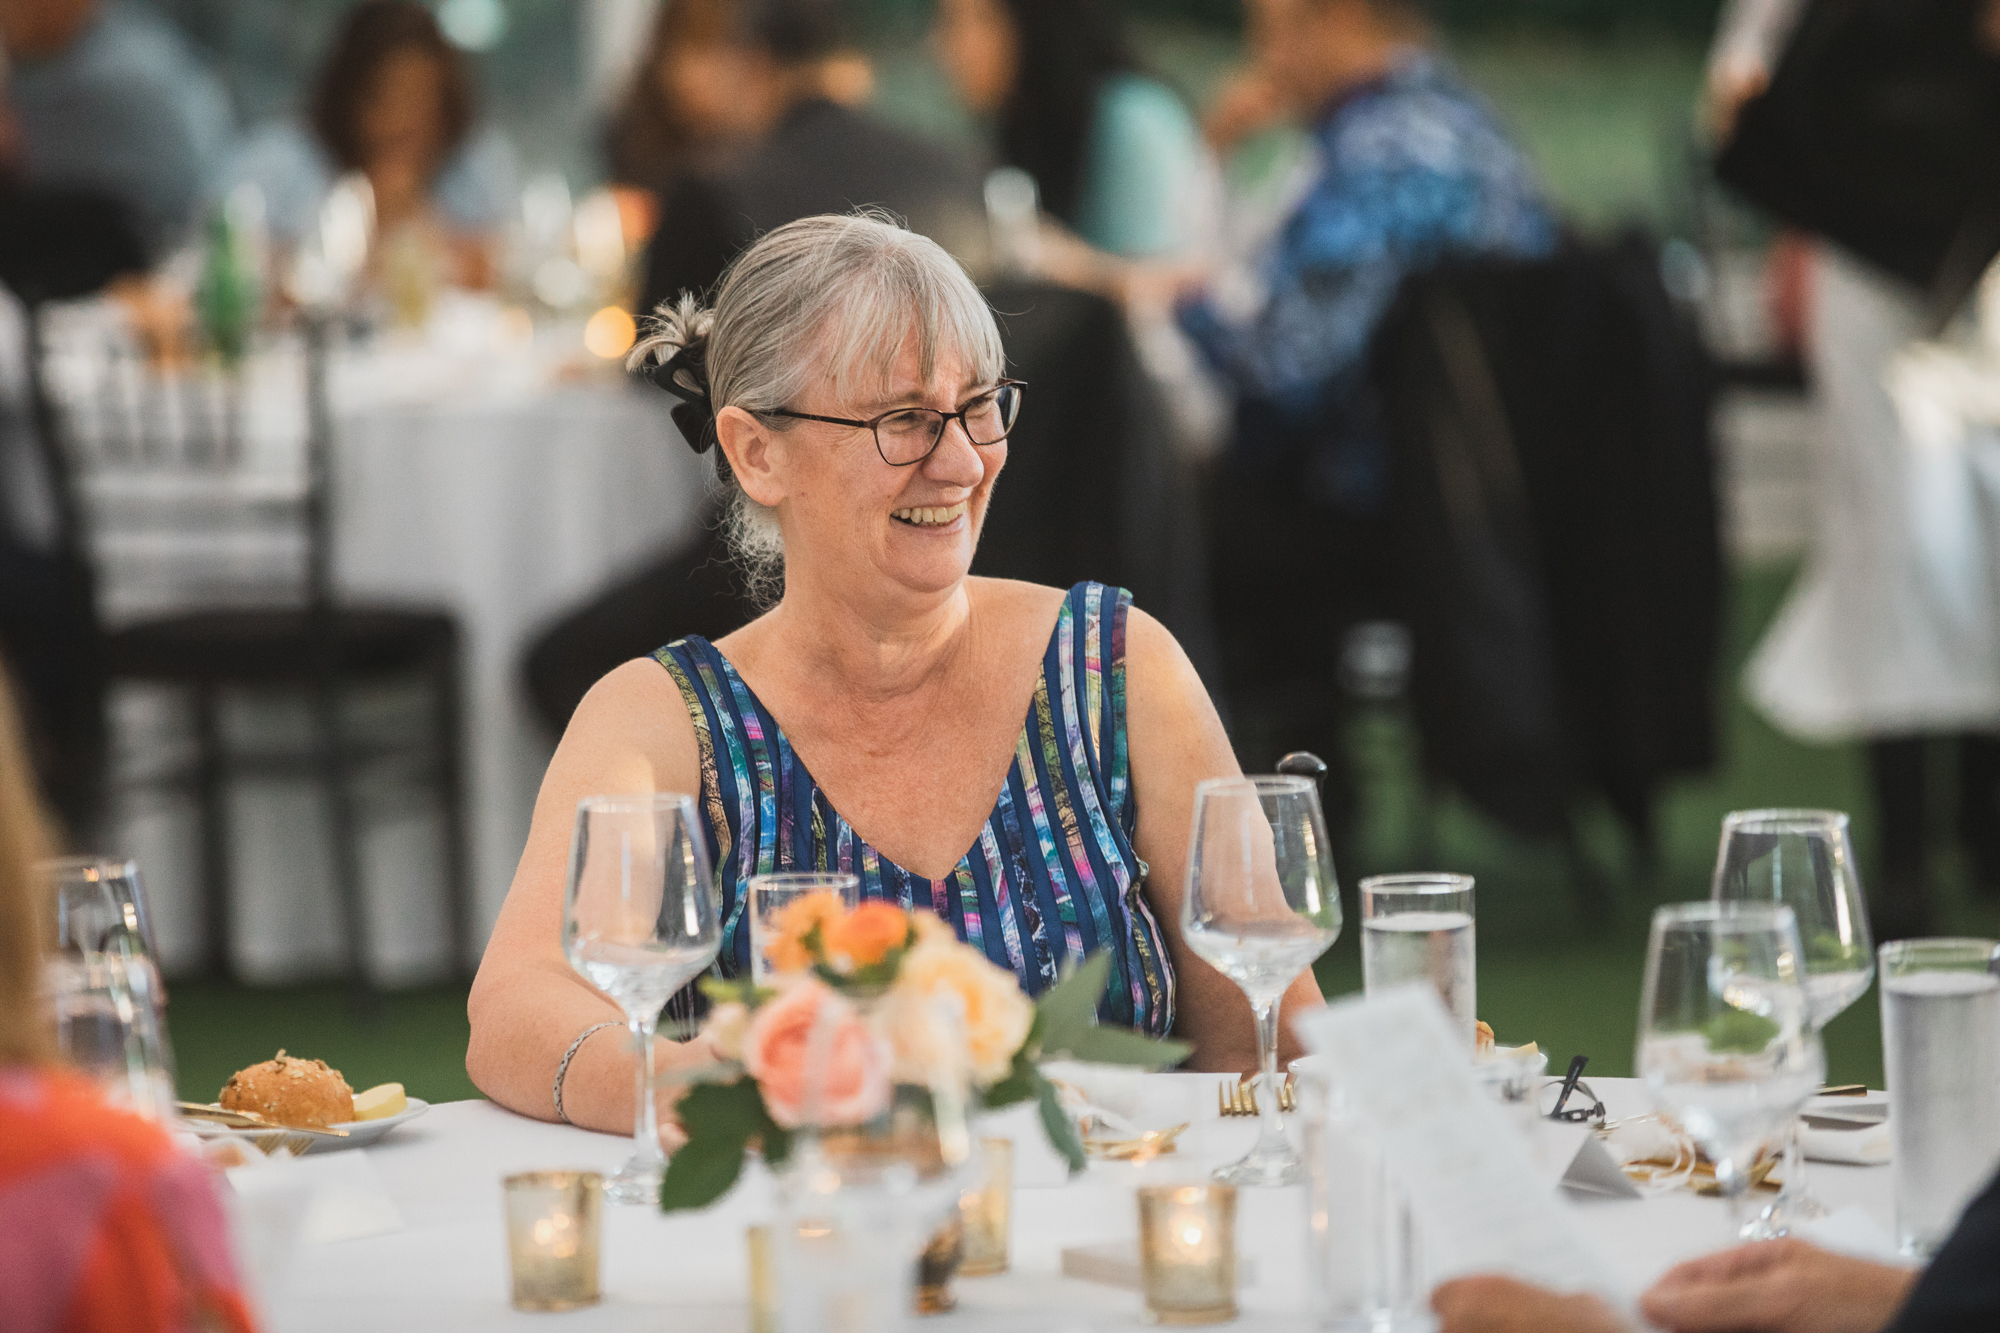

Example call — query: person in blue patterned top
[1177,0,1557,512]
[468,213,1325,1146]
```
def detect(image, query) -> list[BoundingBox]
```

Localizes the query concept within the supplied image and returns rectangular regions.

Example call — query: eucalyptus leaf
[1063,1025,1192,1070]
[1033,953,1113,1058]
[659,1131,750,1211]
[1032,1068,1087,1173]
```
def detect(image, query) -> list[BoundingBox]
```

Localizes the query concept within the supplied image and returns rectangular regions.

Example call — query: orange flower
[823,901,914,970]
[767,891,848,974]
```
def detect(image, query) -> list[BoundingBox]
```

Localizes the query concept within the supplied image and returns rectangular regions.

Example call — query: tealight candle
[1136,1184,1238,1325]
[503,1170,603,1311]
[958,1137,1014,1276]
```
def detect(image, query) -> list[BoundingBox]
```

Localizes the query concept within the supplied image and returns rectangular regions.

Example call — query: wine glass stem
[630,1011,663,1168]
[1779,1116,1806,1207]
[1252,995,1284,1151]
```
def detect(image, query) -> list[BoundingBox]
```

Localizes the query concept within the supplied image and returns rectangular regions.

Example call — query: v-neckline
[695,632,1055,884]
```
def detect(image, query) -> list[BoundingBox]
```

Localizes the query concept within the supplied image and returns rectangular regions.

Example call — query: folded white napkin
[1801,1119,1892,1165]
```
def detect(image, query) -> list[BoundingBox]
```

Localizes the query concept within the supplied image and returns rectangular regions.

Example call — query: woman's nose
[922,417,987,485]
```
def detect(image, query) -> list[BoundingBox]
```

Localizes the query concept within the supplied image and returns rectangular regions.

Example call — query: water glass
[1879,938,2000,1257]
[748,872,860,984]
[1635,902,1823,1234]
[563,794,721,1204]
[1181,776,1342,1187]
[1711,809,1873,1236]
[502,1171,603,1311]
[1294,1056,1424,1333]
[1360,874,1476,1049]
[41,858,176,1120]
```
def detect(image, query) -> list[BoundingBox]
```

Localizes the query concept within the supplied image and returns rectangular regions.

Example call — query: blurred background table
[82,301,705,983]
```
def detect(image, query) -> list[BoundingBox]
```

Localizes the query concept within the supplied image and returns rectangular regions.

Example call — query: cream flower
[888,937,1035,1085]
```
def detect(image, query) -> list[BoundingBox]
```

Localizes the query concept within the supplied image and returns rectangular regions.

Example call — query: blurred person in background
[1156,0,1555,820]
[1713,0,2000,936]
[636,0,984,315]
[0,656,259,1332]
[932,0,1210,261]
[0,0,233,256]
[226,0,517,294]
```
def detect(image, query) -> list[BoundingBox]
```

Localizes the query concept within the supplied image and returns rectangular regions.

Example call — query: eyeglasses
[766,380,1025,467]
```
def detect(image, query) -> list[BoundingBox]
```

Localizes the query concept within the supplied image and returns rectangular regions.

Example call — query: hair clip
[644,344,716,454]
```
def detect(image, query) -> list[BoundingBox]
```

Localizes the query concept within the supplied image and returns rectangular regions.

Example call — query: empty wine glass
[1636,902,1824,1235]
[1712,809,1872,1236]
[1183,776,1342,1187]
[564,794,721,1204]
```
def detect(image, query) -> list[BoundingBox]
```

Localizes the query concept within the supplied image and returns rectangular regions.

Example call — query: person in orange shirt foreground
[0,656,258,1333]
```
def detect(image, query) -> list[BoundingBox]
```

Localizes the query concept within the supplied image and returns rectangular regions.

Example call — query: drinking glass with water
[1182,775,1342,1187]
[1879,938,2000,1258]
[1359,875,1476,1048]
[564,794,722,1204]
[1636,901,1824,1234]
[1711,809,1873,1237]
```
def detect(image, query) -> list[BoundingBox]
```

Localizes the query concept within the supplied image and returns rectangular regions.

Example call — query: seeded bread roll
[219,1050,355,1129]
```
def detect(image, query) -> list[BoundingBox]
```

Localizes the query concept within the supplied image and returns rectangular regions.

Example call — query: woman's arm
[465,658,713,1134]
[1124,607,1325,1074]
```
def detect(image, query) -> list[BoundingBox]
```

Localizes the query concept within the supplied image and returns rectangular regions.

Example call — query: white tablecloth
[76,306,708,981]
[253,1076,1900,1332]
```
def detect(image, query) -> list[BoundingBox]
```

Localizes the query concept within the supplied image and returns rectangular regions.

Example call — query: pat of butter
[351,1083,407,1121]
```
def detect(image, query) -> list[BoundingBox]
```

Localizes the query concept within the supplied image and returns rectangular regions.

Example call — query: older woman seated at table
[468,211,1320,1137]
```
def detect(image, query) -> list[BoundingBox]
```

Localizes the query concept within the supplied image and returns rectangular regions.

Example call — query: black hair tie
[645,344,717,454]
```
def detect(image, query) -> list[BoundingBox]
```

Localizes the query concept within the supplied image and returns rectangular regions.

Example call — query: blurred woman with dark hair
[0,656,259,1331]
[934,0,1209,259]
[603,0,775,194]
[228,0,517,291]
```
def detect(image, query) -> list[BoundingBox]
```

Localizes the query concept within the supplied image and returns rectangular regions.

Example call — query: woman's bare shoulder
[965,576,1071,624]
[552,655,701,797]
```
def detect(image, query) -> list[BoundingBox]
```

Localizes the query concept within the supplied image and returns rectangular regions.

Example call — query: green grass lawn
[167,559,1995,1103]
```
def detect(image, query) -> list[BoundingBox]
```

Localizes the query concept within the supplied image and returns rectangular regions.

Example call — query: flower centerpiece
[660,896,1191,1210]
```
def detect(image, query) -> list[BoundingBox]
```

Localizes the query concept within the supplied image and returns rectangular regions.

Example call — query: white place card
[1294,986,1628,1304]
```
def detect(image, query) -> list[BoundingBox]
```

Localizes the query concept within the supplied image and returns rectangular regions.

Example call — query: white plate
[184,1098,430,1154]
[1803,1090,1887,1126]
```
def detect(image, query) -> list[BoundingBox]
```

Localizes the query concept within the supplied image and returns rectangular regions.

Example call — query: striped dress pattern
[653,581,1175,1035]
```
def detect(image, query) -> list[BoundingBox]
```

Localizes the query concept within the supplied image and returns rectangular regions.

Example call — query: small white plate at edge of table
[184,1098,430,1153]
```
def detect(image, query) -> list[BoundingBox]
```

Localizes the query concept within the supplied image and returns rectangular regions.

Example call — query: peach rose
[889,938,1035,1085]
[767,891,849,975]
[743,979,892,1129]
[822,901,914,971]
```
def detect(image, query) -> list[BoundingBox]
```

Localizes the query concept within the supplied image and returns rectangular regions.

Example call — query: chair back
[31,304,339,627]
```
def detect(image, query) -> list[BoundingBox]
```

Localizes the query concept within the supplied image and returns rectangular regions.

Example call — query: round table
[252,1075,1899,1332]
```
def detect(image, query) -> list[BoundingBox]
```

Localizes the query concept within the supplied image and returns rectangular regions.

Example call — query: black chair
[10,231,470,994]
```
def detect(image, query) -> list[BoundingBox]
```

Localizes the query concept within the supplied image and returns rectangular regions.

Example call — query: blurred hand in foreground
[1640,1238,1918,1333]
[1203,66,1291,154]
[1432,1276,1627,1333]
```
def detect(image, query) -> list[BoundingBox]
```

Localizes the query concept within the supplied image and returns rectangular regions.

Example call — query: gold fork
[1217,1076,1297,1117]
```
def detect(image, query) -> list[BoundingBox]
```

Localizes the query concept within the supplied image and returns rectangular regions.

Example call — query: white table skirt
[254,1075,1900,1332]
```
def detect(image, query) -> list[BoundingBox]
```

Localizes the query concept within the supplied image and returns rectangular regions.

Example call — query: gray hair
[629,212,1006,603]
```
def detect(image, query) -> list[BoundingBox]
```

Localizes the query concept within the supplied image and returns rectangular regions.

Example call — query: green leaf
[1031,1068,1087,1173]
[660,1131,750,1211]
[981,1051,1038,1110]
[1062,1025,1193,1070]
[1032,953,1113,1058]
[659,1079,762,1212]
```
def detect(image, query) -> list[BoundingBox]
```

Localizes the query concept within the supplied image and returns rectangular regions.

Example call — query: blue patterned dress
[654,581,1174,1034]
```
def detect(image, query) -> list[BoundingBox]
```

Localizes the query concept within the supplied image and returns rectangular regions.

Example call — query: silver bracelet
[552,1021,622,1126]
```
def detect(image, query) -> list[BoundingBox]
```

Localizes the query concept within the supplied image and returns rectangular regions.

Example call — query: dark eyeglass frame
[765,379,1027,467]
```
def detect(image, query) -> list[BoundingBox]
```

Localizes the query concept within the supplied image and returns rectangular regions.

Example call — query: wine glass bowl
[563,794,721,1204]
[1182,775,1341,1187]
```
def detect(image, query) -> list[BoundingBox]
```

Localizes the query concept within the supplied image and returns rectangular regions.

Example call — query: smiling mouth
[891,502,967,527]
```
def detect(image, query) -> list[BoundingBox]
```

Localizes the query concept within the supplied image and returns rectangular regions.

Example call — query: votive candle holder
[747,1225,780,1333]
[503,1170,603,1311]
[1136,1183,1238,1325]
[958,1137,1015,1276]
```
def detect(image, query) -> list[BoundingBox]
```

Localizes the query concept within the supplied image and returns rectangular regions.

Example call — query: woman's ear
[714,405,786,508]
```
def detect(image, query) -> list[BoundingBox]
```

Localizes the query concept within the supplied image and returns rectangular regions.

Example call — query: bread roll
[219,1050,355,1129]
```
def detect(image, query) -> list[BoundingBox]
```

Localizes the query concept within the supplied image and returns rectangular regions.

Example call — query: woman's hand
[1432,1277,1628,1333]
[1639,1239,1918,1333]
